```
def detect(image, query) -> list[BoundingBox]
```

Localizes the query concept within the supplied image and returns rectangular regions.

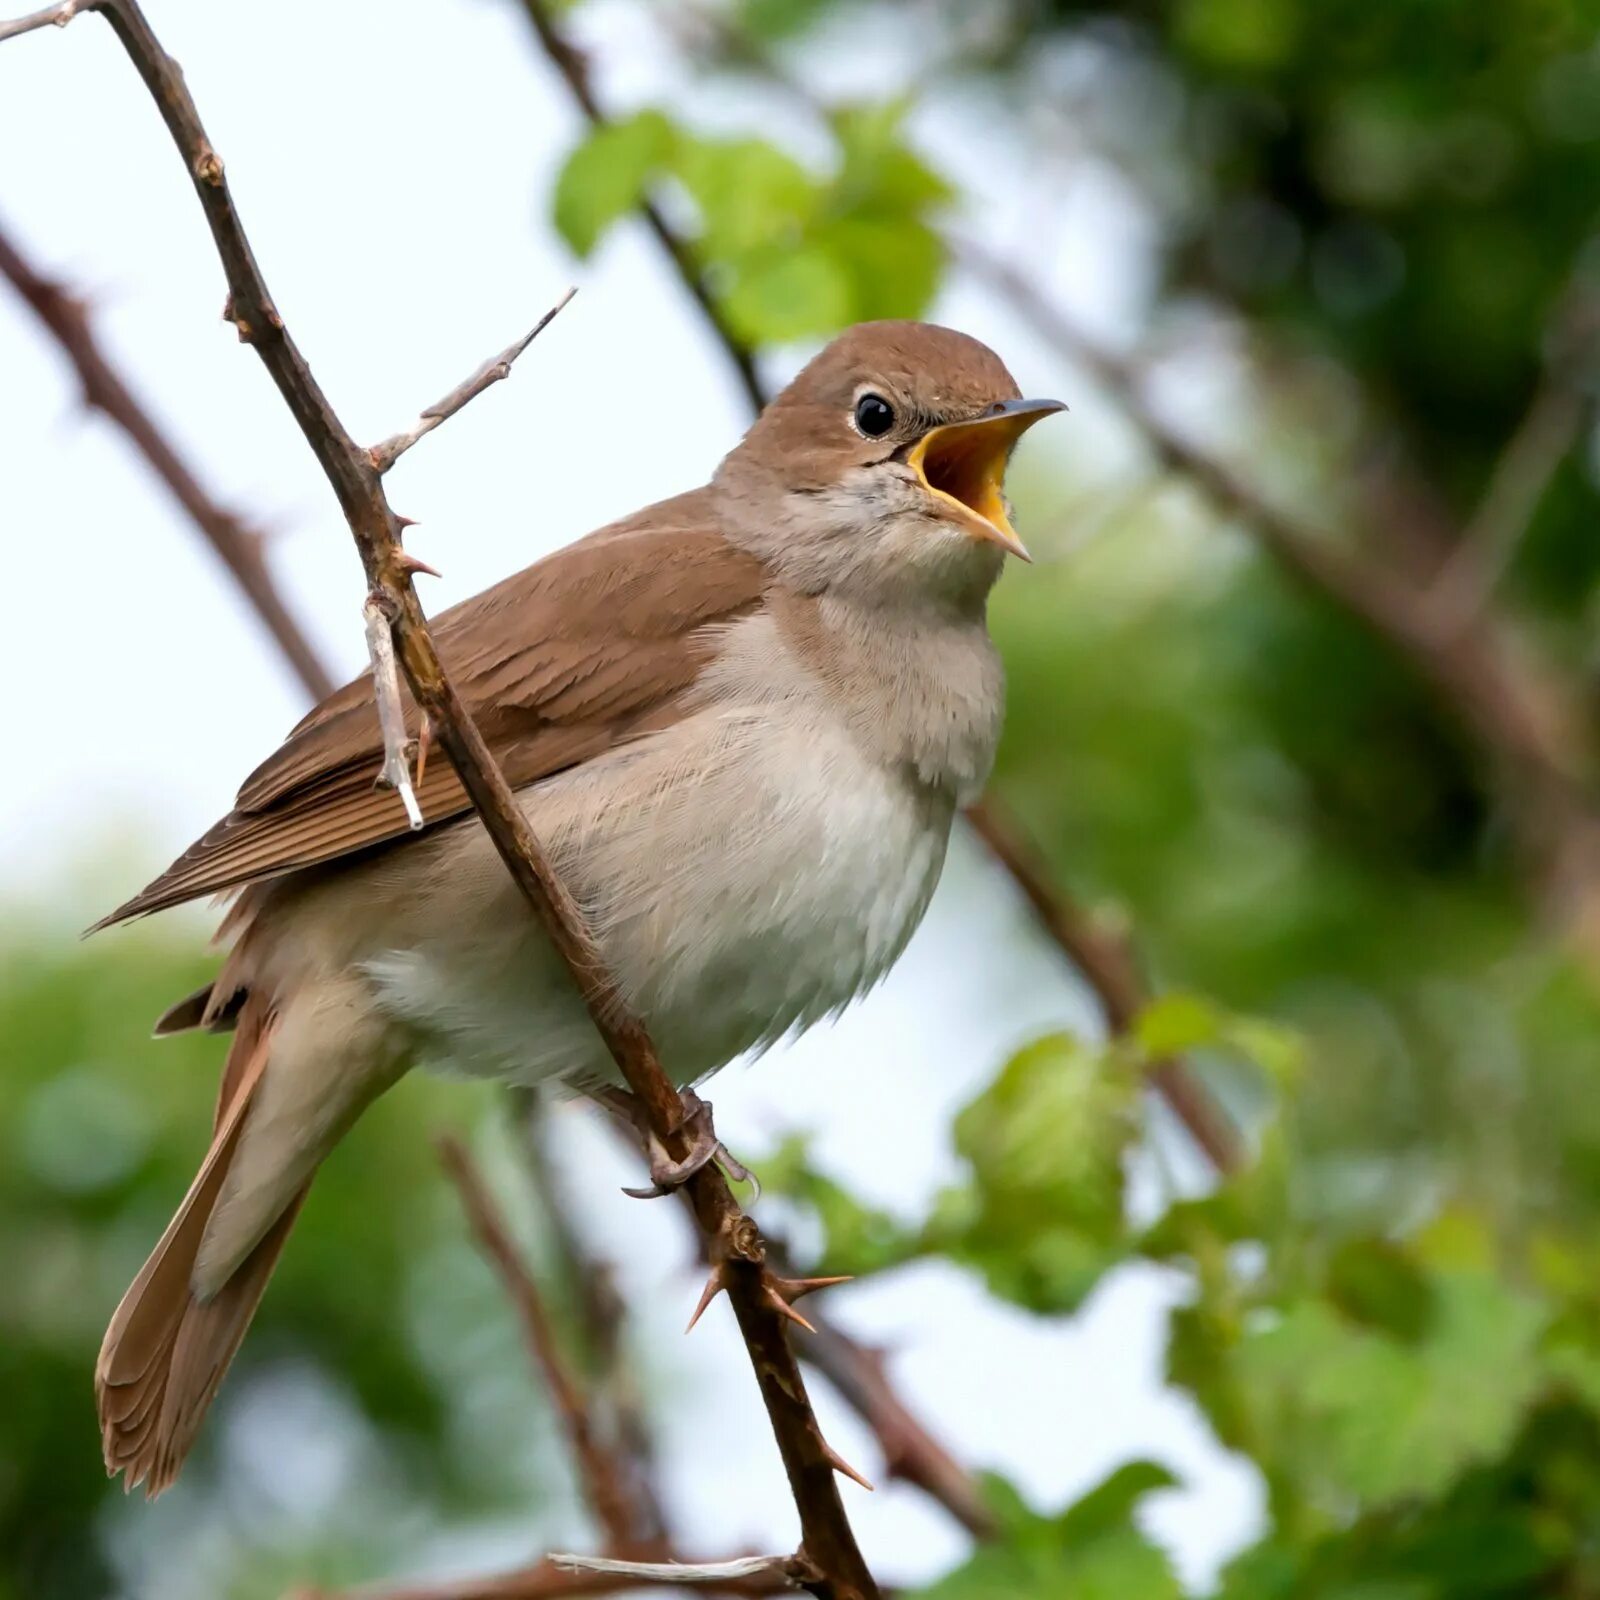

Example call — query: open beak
[906,397,1066,562]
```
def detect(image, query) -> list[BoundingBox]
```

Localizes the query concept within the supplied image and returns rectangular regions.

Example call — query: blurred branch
[514,1093,671,1549]
[1428,290,1599,627]
[955,237,1600,933]
[369,287,578,474]
[965,797,1244,1172]
[437,1135,649,1557]
[8,4,877,1595]
[516,0,764,414]
[312,1557,802,1598]
[0,218,336,701]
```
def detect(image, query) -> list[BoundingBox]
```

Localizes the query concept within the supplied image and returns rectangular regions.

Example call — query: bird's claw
[619,1089,754,1200]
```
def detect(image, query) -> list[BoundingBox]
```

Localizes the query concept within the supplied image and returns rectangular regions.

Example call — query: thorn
[821,1440,875,1492]
[394,548,441,578]
[395,513,419,528]
[685,1263,729,1333]
[763,1282,818,1335]
[770,1274,853,1306]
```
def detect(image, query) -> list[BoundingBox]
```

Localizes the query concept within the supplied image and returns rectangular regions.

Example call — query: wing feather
[94,495,764,930]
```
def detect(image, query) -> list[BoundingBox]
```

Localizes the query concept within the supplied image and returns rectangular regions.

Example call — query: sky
[0,0,1261,1589]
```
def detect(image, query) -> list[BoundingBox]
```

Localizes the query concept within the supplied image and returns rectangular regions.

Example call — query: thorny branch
[4,3,877,1595]
[0,219,336,702]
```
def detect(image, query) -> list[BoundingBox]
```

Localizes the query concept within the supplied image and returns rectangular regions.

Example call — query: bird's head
[715,320,1064,606]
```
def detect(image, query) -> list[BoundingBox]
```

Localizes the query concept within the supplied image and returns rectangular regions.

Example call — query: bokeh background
[5,0,1600,1595]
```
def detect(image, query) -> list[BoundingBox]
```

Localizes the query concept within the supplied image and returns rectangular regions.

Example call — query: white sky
[0,0,1261,1589]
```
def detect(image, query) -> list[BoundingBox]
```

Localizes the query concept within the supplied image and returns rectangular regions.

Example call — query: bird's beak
[906,398,1066,562]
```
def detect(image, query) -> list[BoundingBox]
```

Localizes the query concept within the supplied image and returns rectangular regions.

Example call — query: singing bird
[92,319,1063,1493]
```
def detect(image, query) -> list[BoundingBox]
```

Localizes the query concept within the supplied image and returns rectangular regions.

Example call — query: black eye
[854,393,895,437]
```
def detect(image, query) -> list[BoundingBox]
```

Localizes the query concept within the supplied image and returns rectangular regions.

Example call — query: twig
[314,1556,801,1599]
[369,288,578,473]
[515,0,764,414]
[437,1136,647,1557]
[7,5,876,1594]
[0,218,335,701]
[1428,331,1595,626]
[550,1553,807,1588]
[0,0,81,41]
[513,1094,671,1549]
[363,593,425,831]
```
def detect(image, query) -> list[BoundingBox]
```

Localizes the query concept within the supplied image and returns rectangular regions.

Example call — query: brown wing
[95,491,765,929]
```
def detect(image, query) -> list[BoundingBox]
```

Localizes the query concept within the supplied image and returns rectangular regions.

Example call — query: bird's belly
[360,705,954,1089]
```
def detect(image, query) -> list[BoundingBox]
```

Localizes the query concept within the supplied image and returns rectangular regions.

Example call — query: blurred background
[5,0,1600,1595]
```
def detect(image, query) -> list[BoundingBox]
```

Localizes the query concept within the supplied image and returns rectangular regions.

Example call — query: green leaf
[945,1033,1136,1310]
[673,135,817,258]
[830,100,953,216]
[1134,992,1226,1057]
[721,245,853,343]
[918,1464,1180,1599]
[1230,1268,1546,1507]
[813,215,945,322]
[1325,1237,1436,1344]
[552,109,677,257]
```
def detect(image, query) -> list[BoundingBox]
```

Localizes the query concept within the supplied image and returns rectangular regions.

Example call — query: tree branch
[0,218,335,701]
[437,1135,650,1558]
[369,288,578,474]
[308,1555,800,1599]
[512,1093,671,1549]
[514,0,763,414]
[964,797,1244,1172]
[8,4,876,1594]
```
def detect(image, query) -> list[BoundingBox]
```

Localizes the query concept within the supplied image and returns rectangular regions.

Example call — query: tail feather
[96,1001,295,1496]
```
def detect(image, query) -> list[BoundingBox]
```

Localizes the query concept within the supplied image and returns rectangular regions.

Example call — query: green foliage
[550,101,950,341]
[919,1465,1181,1598]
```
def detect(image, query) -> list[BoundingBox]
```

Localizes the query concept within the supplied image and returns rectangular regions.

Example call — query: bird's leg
[598,1087,754,1200]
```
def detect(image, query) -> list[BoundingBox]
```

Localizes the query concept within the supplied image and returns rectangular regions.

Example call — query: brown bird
[92,319,1062,1494]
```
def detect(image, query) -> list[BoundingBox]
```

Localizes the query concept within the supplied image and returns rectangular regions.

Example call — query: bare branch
[550,1553,806,1588]
[1428,294,1597,626]
[0,0,84,42]
[513,1093,671,1548]
[436,1135,647,1557]
[0,218,335,701]
[312,1555,801,1599]
[515,0,764,414]
[10,4,876,1592]
[370,287,578,473]
[363,593,425,830]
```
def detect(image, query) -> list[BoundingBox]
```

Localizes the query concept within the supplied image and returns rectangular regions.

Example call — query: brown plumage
[92,320,1062,1495]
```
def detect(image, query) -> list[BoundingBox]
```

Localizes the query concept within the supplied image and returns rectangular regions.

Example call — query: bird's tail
[95,997,308,1496]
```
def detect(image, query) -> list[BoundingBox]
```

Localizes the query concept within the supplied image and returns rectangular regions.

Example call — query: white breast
[360,619,968,1091]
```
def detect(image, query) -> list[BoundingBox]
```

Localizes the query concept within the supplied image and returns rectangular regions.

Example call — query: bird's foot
[605,1088,756,1200]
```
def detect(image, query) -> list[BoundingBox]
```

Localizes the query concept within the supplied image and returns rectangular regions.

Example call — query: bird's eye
[854,393,895,437]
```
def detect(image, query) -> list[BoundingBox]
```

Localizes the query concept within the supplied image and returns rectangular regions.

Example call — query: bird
[91,318,1063,1495]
